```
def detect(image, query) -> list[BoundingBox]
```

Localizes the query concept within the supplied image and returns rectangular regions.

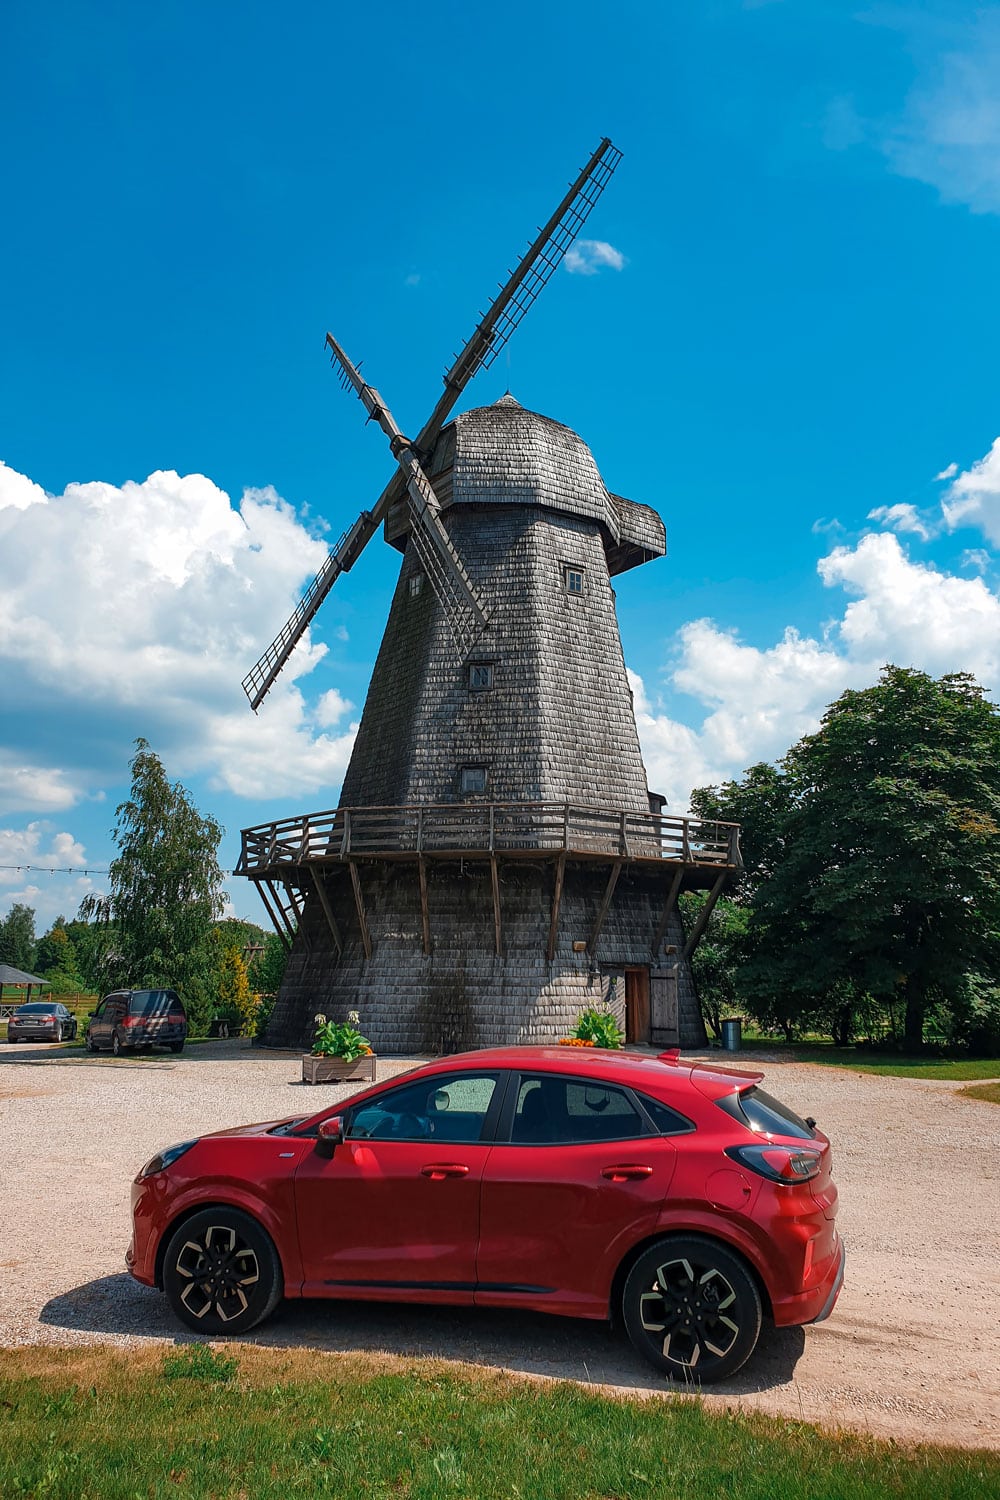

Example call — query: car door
[89,999,111,1048]
[294,1069,505,1302]
[475,1072,678,1319]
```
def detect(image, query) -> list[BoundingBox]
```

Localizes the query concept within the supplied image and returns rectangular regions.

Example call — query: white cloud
[878,11,1000,214]
[941,437,1000,544]
[936,462,958,481]
[866,502,934,540]
[0,823,100,932]
[0,461,358,810]
[634,529,1000,811]
[564,240,626,276]
[961,549,991,574]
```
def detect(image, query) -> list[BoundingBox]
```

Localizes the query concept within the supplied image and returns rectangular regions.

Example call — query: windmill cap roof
[417,394,665,573]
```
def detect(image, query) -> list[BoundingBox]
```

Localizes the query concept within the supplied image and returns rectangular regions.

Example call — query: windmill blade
[326,333,489,658]
[418,136,622,455]
[243,137,619,710]
[334,138,624,538]
[242,508,379,711]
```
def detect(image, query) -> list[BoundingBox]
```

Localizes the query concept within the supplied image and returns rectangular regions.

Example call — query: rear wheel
[112,1031,127,1057]
[162,1208,283,1335]
[621,1236,762,1384]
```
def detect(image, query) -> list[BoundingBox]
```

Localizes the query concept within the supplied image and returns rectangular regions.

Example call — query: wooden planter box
[302,1053,377,1085]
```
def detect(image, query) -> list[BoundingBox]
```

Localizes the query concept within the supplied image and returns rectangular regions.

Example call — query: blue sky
[4,0,1000,931]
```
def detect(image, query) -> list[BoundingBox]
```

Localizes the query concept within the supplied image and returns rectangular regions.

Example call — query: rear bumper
[771,1231,845,1327]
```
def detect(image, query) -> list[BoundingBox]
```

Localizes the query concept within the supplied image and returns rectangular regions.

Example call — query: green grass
[732,1039,1000,1081]
[957,1081,1000,1105]
[0,1346,997,1500]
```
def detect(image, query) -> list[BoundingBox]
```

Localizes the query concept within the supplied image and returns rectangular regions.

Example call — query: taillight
[168,1011,184,1024]
[122,1014,137,1028]
[725,1143,821,1184]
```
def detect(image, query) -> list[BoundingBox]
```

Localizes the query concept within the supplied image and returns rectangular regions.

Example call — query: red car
[128,1047,844,1382]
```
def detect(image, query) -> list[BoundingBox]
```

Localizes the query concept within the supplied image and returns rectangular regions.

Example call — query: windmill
[237,138,741,1054]
[242,138,622,713]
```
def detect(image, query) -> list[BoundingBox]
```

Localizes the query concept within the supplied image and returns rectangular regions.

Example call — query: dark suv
[87,990,187,1055]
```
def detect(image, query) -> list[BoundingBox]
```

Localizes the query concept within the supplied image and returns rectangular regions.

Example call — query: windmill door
[624,967,650,1044]
[650,972,679,1046]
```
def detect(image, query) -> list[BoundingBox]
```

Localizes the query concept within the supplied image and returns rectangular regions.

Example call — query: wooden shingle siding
[255,397,730,1052]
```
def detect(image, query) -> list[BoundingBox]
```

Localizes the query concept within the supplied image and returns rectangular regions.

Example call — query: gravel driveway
[1,1039,997,1450]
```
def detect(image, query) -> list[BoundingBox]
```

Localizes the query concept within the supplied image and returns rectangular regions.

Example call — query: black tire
[86,1030,97,1053]
[162,1207,283,1335]
[169,1041,184,1054]
[621,1235,762,1384]
[112,1031,127,1057]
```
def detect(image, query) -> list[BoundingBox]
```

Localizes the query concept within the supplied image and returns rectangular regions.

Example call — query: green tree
[81,738,225,1030]
[248,931,287,997]
[216,944,256,1031]
[0,903,37,971]
[35,918,79,976]
[679,892,752,1040]
[745,667,1000,1051]
[691,762,795,900]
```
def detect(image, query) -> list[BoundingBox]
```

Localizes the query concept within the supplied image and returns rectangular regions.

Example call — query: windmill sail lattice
[242,137,622,712]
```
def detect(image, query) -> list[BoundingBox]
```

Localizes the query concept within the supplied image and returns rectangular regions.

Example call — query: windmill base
[262,860,708,1055]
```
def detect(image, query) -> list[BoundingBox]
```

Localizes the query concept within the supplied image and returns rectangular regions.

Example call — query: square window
[468,663,494,691]
[564,566,584,596]
[409,573,424,598]
[460,766,487,795]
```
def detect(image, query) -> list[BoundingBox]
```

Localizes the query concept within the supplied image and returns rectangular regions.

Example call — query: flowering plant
[311,1010,373,1060]
[562,1005,624,1050]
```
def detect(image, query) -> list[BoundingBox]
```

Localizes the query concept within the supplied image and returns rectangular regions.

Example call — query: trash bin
[721,1017,743,1052]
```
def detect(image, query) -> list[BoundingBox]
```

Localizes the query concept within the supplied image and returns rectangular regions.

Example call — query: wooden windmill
[237,139,740,1053]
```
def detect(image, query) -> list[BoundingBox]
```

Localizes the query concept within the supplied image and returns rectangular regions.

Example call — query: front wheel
[621,1235,762,1384]
[162,1208,283,1335]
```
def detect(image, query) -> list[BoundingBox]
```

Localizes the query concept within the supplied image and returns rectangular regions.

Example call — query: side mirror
[87,1012,96,1018]
[316,1116,344,1157]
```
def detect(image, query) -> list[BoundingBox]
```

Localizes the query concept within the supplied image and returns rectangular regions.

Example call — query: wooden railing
[236,802,741,875]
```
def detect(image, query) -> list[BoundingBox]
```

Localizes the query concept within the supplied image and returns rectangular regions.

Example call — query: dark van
[86,990,187,1055]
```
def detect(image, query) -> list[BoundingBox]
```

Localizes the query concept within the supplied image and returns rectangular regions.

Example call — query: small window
[460,766,487,795]
[409,573,424,598]
[715,1086,815,1140]
[563,565,585,596]
[468,663,494,691]
[637,1094,696,1136]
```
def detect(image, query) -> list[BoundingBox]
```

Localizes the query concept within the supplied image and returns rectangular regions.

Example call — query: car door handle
[601,1164,654,1182]
[421,1163,471,1180]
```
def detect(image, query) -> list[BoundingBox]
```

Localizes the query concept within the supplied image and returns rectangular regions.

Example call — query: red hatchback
[128,1047,844,1382]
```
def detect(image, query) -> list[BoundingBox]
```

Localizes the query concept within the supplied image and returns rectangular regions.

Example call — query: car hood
[200,1116,308,1140]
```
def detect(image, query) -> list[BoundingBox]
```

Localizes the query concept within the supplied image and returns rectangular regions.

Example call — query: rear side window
[130,990,184,1017]
[716,1086,815,1140]
[637,1094,695,1136]
[511,1075,647,1144]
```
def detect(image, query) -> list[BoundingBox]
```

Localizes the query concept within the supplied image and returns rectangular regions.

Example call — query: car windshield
[17,1003,56,1014]
[130,991,182,1016]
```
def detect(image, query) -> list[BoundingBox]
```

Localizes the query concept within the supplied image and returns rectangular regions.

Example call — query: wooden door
[650,972,679,1046]
[624,967,650,1044]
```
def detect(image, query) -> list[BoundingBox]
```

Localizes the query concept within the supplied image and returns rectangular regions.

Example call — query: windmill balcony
[236,802,741,882]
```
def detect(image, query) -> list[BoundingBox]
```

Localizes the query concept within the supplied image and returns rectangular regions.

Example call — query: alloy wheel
[173,1224,261,1323]
[638,1256,741,1370]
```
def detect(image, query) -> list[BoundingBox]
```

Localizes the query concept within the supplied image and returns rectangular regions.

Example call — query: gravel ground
[1,1038,998,1450]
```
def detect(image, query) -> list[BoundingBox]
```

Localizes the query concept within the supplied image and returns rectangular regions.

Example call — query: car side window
[347,1073,498,1144]
[93,1001,107,1019]
[511,1075,648,1145]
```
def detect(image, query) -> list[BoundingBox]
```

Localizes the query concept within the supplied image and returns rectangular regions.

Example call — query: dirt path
[1,1040,997,1449]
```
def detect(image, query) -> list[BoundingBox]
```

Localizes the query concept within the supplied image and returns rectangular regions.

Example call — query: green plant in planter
[311,1009,373,1061]
[573,1006,624,1049]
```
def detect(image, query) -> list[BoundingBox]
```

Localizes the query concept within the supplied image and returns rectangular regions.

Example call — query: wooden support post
[650,866,685,959]
[547,853,566,961]
[681,872,728,961]
[282,882,312,954]
[418,855,431,955]
[310,866,343,954]
[255,881,291,953]
[348,860,372,960]
[588,859,623,956]
[490,854,502,956]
